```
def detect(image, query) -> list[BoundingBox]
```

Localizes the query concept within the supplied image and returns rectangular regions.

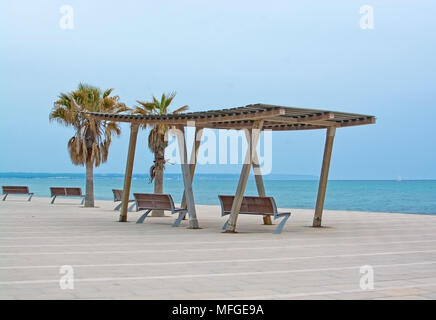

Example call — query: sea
[0,173,435,215]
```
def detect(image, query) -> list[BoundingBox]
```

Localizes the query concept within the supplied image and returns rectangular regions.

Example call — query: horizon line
[0,172,435,181]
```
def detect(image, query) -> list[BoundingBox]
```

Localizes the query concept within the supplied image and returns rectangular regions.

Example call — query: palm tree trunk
[84,160,95,207]
[152,150,164,217]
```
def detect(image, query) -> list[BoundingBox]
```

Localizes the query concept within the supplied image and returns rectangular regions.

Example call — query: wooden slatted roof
[84,104,376,131]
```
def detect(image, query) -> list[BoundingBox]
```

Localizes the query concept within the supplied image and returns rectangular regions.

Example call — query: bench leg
[80,196,85,205]
[2,194,8,201]
[113,202,122,211]
[50,196,56,204]
[222,219,229,230]
[115,202,134,211]
[273,214,291,234]
[136,209,151,224]
[27,193,34,201]
[172,211,187,227]
[128,202,136,212]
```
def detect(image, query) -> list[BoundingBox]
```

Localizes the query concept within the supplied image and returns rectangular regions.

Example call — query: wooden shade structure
[85,104,375,231]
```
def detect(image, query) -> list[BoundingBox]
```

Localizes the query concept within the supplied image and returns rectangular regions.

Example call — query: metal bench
[218,195,291,234]
[112,189,136,211]
[49,187,85,204]
[2,186,34,201]
[134,193,188,227]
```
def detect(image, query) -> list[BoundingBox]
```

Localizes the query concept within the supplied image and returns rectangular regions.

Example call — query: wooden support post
[181,127,203,209]
[176,125,200,229]
[119,124,139,222]
[313,127,336,227]
[225,120,264,233]
[244,130,272,225]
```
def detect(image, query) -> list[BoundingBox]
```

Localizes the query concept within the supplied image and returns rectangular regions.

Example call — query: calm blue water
[1,173,435,214]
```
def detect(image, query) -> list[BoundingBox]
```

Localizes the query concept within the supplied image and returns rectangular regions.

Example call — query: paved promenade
[1,197,435,300]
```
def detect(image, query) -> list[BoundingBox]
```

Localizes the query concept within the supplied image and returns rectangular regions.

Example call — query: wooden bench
[2,186,34,201]
[49,187,85,204]
[218,195,291,234]
[134,193,188,227]
[112,189,136,211]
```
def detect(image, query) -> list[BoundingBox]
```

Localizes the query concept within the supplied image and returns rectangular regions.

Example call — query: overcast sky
[0,0,435,179]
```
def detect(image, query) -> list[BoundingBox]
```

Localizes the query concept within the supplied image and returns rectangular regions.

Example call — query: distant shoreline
[1,172,435,181]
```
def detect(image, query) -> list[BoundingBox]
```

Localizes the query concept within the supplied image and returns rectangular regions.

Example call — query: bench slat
[134,193,188,227]
[50,187,82,197]
[112,189,123,201]
[219,195,277,215]
[2,186,30,194]
[134,193,174,211]
[2,186,33,201]
[218,194,291,234]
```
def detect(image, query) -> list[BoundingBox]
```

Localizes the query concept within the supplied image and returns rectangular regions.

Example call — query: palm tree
[133,92,188,217]
[49,83,129,207]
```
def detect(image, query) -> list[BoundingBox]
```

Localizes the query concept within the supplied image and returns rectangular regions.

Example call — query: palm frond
[103,88,114,98]
[172,105,189,114]
[50,84,125,167]
[163,92,177,109]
